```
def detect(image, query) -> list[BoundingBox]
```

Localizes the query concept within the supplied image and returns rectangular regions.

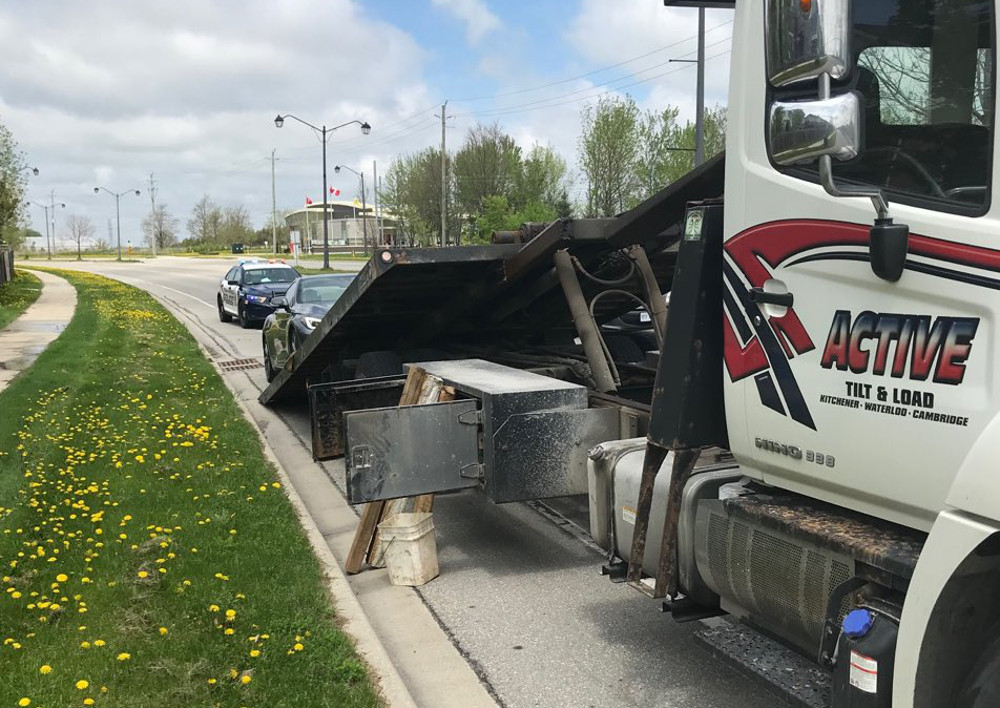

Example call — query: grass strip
[0,270,381,708]
[0,270,43,331]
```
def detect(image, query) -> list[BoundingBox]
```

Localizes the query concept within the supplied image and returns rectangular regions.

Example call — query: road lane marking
[146,283,215,310]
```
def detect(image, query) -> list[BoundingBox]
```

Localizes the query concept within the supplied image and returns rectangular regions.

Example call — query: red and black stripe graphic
[723,219,1000,429]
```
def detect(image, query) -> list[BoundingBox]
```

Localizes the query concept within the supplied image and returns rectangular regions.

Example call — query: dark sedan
[261,273,355,381]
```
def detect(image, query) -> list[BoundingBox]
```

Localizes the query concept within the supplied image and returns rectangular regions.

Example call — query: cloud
[430,0,501,45]
[1,0,438,245]
[565,0,733,121]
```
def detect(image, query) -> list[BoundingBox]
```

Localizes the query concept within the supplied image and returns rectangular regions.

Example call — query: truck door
[724,0,997,531]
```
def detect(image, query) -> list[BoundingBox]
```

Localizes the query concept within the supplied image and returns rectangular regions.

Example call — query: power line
[451,19,733,103]
[458,47,731,120]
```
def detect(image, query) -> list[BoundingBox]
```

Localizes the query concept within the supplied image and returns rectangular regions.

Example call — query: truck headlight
[245,295,268,304]
[302,317,322,330]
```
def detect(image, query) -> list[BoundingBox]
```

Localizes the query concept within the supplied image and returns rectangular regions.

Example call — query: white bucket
[376,512,439,586]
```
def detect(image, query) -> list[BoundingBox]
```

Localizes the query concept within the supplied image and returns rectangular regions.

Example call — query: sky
[1,0,733,250]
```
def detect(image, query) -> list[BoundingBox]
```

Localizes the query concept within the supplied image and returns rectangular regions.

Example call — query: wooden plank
[346,499,386,574]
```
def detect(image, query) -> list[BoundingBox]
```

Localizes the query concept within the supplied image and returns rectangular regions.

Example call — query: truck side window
[788,0,995,215]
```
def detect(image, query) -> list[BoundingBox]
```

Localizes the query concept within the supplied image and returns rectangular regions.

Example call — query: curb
[221,375,419,708]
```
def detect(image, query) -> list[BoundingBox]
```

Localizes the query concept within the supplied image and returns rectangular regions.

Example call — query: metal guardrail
[0,248,13,286]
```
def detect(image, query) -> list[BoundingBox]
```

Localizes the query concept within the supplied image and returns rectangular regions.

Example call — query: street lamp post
[274,114,371,269]
[94,187,141,261]
[27,200,64,259]
[333,164,369,256]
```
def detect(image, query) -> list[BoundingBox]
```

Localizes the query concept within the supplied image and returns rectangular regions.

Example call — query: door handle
[749,287,794,308]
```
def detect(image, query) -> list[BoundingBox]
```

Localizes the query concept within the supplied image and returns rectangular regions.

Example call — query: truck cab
[726,0,997,534]
[714,0,1000,703]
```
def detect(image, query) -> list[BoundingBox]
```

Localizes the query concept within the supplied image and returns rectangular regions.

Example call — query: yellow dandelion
[84,700,95,707]
[94,640,105,647]
[137,571,148,579]
[225,609,236,620]
[294,642,304,651]
[241,674,252,685]
[116,652,130,661]
[249,649,260,658]
[207,678,217,685]
[56,574,68,582]
[76,679,89,690]
[158,627,168,636]
[18,698,30,707]
[208,604,219,612]
[39,664,52,674]
[224,628,235,636]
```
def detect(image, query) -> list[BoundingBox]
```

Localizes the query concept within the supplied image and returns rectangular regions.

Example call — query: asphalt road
[45,256,778,708]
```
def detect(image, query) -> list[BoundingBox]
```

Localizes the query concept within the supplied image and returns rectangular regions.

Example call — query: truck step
[695,618,831,708]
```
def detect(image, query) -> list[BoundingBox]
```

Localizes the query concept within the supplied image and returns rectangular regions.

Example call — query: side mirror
[271,296,288,309]
[769,92,860,165]
[766,0,851,87]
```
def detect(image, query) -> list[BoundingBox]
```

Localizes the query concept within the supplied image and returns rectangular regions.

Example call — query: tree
[0,120,30,236]
[515,144,569,211]
[380,148,456,246]
[142,204,179,250]
[65,214,96,260]
[453,123,522,220]
[578,95,642,217]
[0,227,41,250]
[186,195,222,243]
[218,205,253,245]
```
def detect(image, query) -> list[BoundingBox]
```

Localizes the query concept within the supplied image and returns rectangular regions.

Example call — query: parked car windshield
[244,268,298,285]
[297,275,354,304]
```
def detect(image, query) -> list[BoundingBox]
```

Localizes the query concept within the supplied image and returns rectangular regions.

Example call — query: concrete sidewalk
[0,270,76,393]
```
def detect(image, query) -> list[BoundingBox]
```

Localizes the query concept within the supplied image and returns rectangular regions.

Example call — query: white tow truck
[591,0,1000,705]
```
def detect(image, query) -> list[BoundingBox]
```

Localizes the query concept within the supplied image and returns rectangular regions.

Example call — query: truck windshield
[802,0,995,214]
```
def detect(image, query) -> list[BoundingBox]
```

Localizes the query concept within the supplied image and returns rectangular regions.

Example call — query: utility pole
[669,11,706,168]
[271,149,278,254]
[49,190,57,255]
[360,173,369,255]
[437,101,448,247]
[147,173,158,256]
[373,159,380,246]
[41,206,51,260]
[695,7,706,167]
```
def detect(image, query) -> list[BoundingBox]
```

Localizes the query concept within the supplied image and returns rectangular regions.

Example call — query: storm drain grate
[217,358,263,372]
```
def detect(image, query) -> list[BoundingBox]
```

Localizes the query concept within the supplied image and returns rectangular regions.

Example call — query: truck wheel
[355,351,402,379]
[218,296,232,323]
[604,335,645,364]
[958,634,1000,707]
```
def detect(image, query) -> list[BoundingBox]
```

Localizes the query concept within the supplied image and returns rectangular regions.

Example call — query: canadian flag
[305,196,313,205]
[329,187,341,196]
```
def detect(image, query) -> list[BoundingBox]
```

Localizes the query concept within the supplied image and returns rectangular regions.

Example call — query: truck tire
[354,351,402,379]
[958,634,1000,707]
[604,335,645,364]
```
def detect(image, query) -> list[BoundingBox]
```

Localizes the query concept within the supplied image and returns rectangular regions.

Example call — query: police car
[217,259,301,329]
